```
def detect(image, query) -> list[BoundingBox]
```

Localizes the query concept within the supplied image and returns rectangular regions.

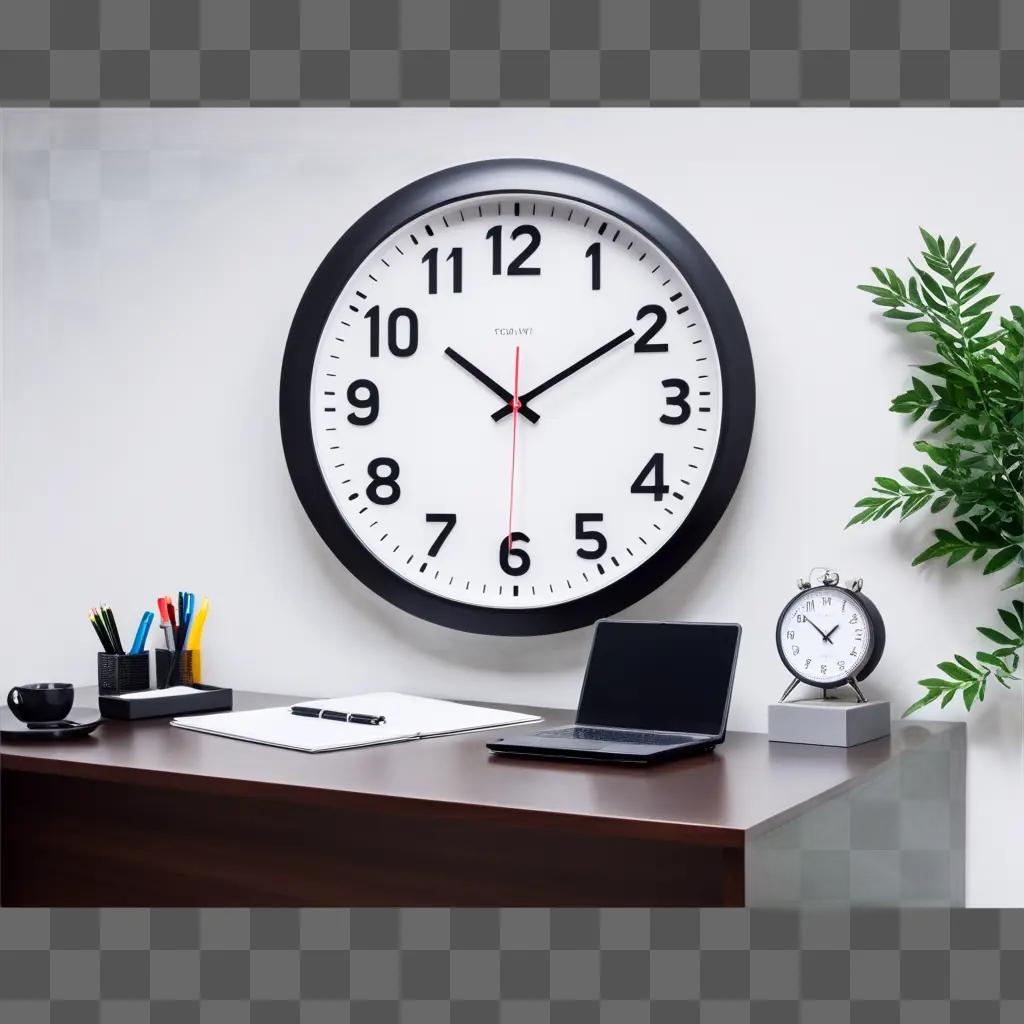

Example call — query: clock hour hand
[803,616,835,645]
[491,328,635,422]
[444,347,540,424]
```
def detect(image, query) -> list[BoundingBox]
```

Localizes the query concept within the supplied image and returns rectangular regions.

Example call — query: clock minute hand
[804,616,836,645]
[444,347,540,424]
[491,328,636,422]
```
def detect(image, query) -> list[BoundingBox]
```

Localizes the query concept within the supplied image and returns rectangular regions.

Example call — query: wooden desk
[1,690,964,906]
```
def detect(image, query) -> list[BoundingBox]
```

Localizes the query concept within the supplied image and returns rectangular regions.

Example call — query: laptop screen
[577,621,740,736]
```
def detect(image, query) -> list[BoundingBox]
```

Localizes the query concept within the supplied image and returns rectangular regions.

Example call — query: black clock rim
[280,158,755,636]
[774,586,886,689]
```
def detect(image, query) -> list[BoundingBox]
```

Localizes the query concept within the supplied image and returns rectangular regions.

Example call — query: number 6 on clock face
[280,160,755,635]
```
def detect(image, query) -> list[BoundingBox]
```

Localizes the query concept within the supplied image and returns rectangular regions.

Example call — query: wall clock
[280,159,755,635]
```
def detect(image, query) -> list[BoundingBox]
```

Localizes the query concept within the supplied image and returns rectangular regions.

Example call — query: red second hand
[507,345,521,548]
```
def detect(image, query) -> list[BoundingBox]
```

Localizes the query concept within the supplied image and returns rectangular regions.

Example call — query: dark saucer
[0,708,102,740]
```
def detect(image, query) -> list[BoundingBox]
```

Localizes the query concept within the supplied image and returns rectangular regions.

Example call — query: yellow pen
[186,597,210,681]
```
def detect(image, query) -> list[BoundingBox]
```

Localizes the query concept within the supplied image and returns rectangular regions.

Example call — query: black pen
[291,706,386,726]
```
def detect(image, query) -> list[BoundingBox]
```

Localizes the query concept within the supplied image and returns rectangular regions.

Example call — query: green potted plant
[849,230,1022,715]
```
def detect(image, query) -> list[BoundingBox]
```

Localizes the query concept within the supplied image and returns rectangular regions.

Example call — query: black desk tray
[98,684,233,721]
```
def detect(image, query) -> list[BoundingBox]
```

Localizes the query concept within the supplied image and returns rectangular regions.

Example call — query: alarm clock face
[777,587,873,686]
[281,160,754,635]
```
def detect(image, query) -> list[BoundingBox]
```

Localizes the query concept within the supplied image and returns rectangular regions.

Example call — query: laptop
[487,620,741,765]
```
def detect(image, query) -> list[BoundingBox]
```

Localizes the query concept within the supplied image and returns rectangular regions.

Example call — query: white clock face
[778,588,873,685]
[307,191,727,612]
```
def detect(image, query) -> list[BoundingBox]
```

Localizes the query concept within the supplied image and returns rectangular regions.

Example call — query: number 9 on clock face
[280,160,754,635]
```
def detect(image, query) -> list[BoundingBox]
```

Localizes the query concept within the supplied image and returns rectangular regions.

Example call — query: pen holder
[97,652,150,695]
[155,648,196,689]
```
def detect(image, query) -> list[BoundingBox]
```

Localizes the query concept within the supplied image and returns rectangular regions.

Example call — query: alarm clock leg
[848,678,867,704]
[779,678,801,703]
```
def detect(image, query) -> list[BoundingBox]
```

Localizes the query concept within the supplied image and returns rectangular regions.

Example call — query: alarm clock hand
[803,616,836,645]
[824,625,840,642]
[491,328,635,422]
[443,347,540,424]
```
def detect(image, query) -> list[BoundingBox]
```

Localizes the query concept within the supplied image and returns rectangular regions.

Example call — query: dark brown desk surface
[2,688,957,841]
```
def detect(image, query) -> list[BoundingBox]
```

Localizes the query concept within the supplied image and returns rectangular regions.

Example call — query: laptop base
[487,732,719,765]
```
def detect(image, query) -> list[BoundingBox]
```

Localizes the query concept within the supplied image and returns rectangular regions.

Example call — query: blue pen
[138,611,154,654]
[183,592,195,645]
[129,611,154,655]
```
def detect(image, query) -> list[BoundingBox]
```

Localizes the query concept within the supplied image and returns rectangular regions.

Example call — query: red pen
[162,597,178,650]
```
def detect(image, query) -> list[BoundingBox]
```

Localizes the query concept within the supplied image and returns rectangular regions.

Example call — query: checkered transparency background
[0,0,1020,104]
[1,909,1023,1020]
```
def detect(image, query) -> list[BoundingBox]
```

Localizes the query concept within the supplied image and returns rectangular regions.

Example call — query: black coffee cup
[7,683,75,723]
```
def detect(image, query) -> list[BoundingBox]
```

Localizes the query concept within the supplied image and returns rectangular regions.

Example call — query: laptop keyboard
[535,726,701,746]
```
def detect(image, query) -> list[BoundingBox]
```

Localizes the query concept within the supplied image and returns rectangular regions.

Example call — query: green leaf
[900,466,930,487]
[914,440,953,466]
[984,546,1020,575]
[858,284,895,298]
[886,269,906,296]
[913,265,946,302]
[931,494,952,513]
[951,243,976,276]
[962,294,999,317]
[964,312,992,336]
[902,689,942,718]
[920,228,941,256]
[912,544,944,566]
[940,689,958,708]
[938,661,974,682]
[964,681,980,710]
[977,651,1008,670]
[960,272,994,301]
[875,477,902,493]
[998,608,1023,637]
[884,309,923,321]
[900,493,931,520]
[977,626,1015,645]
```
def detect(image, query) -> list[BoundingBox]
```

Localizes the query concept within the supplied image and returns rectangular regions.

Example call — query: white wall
[2,109,1021,905]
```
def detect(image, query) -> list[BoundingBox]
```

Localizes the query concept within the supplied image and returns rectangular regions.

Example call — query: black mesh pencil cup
[156,648,195,688]
[97,652,150,695]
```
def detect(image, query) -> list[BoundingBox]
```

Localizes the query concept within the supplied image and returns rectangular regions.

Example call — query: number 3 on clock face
[280,160,755,635]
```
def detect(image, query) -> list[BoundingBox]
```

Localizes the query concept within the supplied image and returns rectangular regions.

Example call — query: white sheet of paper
[115,686,200,700]
[170,691,541,753]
